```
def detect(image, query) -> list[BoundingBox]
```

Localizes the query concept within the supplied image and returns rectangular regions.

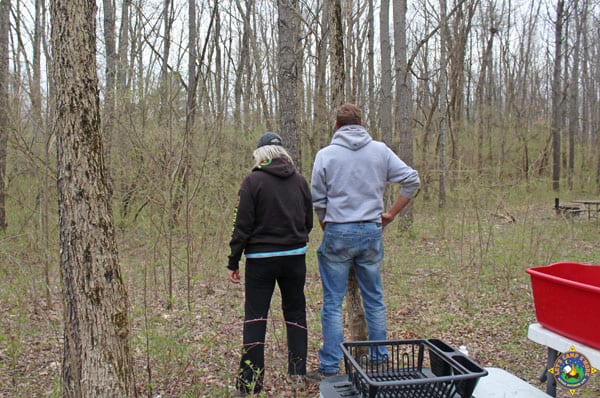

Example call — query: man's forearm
[387,195,411,218]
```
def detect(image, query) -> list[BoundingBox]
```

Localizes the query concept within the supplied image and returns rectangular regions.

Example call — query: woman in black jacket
[227,132,313,395]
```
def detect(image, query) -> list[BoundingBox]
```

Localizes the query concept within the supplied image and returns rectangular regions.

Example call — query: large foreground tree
[50,0,135,396]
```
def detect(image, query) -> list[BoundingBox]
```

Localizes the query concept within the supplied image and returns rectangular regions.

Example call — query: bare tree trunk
[579,0,591,154]
[447,0,477,163]
[33,0,52,304]
[551,0,565,191]
[117,0,129,91]
[380,0,396,211]
[102,0,116,173]
[233,0,252,130]
[250,11,272,131]
[314,0,329,149]
[568,0,581,190]
[32,0,42,121]
[329,0,344,108]
[159,0,172,127]
[394,0,411,163]
[50,0,135,396]
[394,0,415,224]
[30,0,52,305]
[184,0,197,311]
[214,4,223,125]
[439,0,449,208]
[0,0,9,231]
[367,0,375,129]
[277,0,300,167]
[115,0,133,218]
[242,0,254,128]
[595,22,600,190]
[475,27,497,173]
[416,0,436,200]
[379,0,392,146]
[344,3,355,102]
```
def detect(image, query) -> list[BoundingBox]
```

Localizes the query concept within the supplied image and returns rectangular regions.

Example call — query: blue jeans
[317,222,387,374]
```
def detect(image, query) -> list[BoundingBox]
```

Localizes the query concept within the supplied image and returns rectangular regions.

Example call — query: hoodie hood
[331,124,372,150]
[253,157,296,178]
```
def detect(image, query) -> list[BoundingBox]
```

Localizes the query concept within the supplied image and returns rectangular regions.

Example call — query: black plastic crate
[340,339,488,398]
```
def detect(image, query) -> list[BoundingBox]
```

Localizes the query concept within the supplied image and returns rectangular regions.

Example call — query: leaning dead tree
[51,0,135,396]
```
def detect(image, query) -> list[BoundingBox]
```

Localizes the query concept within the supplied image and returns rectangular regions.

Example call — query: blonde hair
[253,145,294,167]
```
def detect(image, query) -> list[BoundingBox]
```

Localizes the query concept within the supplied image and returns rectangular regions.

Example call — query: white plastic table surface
[319,367,551,398]
[473,367,551,397]
[528,323,600,366]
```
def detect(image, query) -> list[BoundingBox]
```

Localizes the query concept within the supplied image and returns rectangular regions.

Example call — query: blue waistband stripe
[245,246,307,259]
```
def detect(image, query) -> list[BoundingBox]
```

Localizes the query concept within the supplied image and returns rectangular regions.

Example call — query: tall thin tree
[366,0,375,128]
[117,0,130,91]
[568,0,581,190]
[329,0,344,108]
[234,0,253,131]
[379,0,392,146]
[0,0,9,231]
[314,0,329,149]
[551,0,565,191]
[159,0,173,127]
[327,0,368,343]
[394,0,416,222]
[103,0,116,171]
[277,0,300,167]
[439,0,449,208]
[34,0,52,304]
[475,24,498,173]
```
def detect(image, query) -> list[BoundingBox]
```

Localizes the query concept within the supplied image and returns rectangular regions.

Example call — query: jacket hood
[253,157,296,178]
[331,125,372,150]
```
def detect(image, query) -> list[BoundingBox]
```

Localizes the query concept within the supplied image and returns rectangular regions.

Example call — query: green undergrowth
[1,176,600,396]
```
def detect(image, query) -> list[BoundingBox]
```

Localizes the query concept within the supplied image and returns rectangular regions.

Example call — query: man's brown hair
[336,103,362,127]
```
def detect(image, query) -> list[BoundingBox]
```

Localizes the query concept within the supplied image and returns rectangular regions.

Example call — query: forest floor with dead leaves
[2,197,600,397]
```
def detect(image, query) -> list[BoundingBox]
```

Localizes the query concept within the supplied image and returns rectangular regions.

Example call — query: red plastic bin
[526,262,600,350]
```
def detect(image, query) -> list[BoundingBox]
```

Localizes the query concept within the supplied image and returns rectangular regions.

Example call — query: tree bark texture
[314,0,328,149]
[366,0,375,129]
[328,0,344,108]
[277,0,300,167]
[394,0,415,224]
[102,0,116,171]
[394,0,412,167]
[379,0,392,146]
[50,0,135,396]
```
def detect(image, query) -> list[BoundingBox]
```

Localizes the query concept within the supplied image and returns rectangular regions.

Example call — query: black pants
[236,255,307,394]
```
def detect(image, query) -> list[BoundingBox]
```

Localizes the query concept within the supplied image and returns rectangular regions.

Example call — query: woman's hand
[228,269,241,284]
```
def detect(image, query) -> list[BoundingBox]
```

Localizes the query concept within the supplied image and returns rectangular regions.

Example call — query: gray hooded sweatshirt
[311,124,420,223]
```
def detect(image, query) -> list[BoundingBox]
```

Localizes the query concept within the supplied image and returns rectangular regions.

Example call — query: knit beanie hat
[256,132,284,148]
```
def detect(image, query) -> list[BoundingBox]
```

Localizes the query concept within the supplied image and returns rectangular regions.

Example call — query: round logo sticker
[548,346,597,395]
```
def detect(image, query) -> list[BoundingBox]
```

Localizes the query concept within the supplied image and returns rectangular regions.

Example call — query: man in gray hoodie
[309,103,420,379]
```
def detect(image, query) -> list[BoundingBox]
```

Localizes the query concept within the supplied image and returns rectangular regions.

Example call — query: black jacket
[228,157,313,270]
